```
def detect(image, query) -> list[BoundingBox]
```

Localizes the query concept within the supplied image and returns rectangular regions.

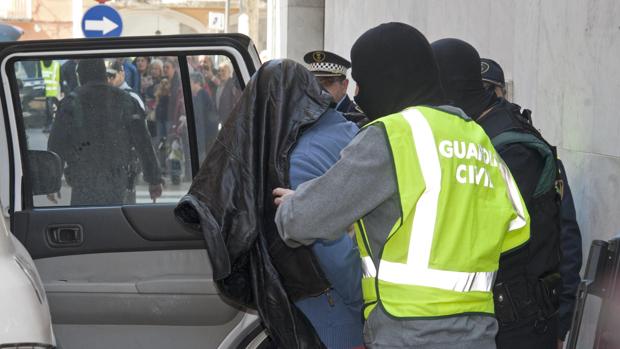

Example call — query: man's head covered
[77,58,107,86]
[254,59,330,113]
[431,38,496,120]
[350,22,444,120]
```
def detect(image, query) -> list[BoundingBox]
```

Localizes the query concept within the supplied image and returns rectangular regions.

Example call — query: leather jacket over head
[175,59,333,348]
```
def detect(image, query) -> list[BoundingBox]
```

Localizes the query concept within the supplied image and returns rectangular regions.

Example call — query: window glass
[186,54,242,163]
[16,56,192,207]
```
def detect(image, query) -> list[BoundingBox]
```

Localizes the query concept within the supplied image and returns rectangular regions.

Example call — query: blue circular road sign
[81,5,123,38]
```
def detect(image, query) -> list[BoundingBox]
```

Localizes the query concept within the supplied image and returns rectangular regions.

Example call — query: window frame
[2,44,252,213]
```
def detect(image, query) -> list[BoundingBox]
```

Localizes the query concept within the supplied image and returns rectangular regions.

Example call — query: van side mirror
[28,150,62,195]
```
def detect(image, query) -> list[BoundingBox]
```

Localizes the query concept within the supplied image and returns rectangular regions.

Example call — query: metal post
[224,0,230,33]
[249,0,259,45]
[72,0,83,38]
[566,240,611,349]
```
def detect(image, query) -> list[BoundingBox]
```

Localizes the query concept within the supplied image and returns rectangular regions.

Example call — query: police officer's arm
[47,96,73,163]
[275,125,397,247]
[498,160,531,253]
[46,96,74,203]
[124,97,162,185]
[557,160,583,341]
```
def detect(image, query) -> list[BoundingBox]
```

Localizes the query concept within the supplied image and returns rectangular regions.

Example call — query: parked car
[0,34,270,349]
[0,23,23,42]
[16,61,45,101]
[1,23,55,349]
[15,61,46,122]
[0,200,55,348]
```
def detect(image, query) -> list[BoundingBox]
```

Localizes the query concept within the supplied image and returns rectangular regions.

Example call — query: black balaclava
[76,58,107,85]
[350,22,444,120]
[431,38,497,120]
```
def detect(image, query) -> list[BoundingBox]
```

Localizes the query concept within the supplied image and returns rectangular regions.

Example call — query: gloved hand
[149,183,163,203]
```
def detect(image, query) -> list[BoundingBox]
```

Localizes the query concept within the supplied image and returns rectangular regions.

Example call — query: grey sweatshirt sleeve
[275,125,397,247]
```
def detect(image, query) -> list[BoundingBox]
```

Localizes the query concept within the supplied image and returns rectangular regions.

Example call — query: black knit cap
[77,58,107,85]
[350,22,444,120]
[431,38,497,120]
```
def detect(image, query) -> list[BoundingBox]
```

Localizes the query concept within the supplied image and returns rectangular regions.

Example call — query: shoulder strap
[491,131,558,198]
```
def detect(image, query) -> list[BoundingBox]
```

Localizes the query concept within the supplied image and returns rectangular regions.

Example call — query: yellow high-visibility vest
[40,61,60,98]
[355,106,530,319]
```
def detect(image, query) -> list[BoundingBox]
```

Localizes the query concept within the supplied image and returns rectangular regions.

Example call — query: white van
[0,206,55,348]
[0,34,269,349]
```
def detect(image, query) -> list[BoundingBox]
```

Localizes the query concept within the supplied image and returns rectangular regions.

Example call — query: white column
[26,0,33,20]
[266,0,287,59]
[285,0,323,61]
[72,0,83,38]
[237,12,249,36]
[224,0,230,33]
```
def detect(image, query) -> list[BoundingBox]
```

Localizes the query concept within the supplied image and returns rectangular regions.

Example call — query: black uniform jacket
[480,98,560,282]
[336,94,358,113]
[175,59,331,349]
[48,82,161,206]
[479,98,562,340]
[557,160,582,340]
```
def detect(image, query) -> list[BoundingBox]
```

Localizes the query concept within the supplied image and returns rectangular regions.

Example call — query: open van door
[0,34,270,349]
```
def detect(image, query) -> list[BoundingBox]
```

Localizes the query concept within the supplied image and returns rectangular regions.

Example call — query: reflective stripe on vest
[355,106,530,319]
[361,256,376,278]
[379,109,497,292]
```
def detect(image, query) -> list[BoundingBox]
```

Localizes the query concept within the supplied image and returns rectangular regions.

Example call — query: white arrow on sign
[84,16,118,35]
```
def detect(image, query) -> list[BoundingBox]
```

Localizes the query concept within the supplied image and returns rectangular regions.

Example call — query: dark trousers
[496,314,558,349]
[45,97,59,128]
[68,170,128,206]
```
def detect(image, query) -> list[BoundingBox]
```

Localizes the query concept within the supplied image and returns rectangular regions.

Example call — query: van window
[14,54,243,207]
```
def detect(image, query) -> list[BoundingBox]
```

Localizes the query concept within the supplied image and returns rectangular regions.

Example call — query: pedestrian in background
[60,59,78,95]
[134,56,152,98]
[189,72,218,162]
[48,58,162,205]
[40,59,60,133]
[214,61,238,122]
[107,60,145,111]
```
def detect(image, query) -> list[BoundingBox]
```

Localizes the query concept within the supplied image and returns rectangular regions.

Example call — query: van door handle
[47,225,83,246]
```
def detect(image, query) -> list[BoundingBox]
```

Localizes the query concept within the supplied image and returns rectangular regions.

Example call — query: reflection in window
[16,54,244,208]
[187,55,242,163]
[17,56,187,207]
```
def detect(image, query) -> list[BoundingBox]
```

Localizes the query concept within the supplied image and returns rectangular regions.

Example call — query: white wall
[265,0,324,61]
[326,0,620,344]
[286,0,324,61]
[119,9,208,37]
